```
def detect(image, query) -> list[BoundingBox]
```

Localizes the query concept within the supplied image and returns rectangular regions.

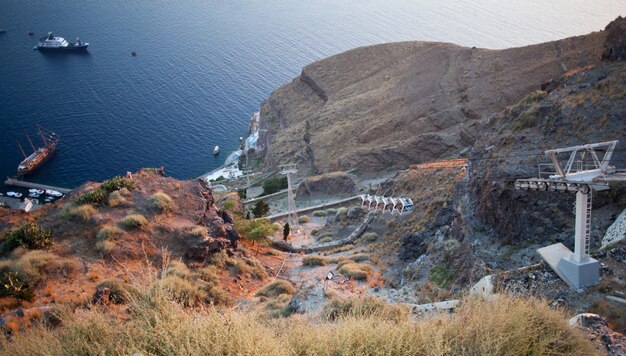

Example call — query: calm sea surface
[0,0,624,191]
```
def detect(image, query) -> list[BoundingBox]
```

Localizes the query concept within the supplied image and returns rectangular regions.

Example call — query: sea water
[0,0,623,191]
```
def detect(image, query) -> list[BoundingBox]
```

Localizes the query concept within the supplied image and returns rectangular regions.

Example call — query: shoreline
[199,111,262,184]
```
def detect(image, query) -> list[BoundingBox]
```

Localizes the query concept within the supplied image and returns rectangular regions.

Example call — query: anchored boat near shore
[16,125,60,175]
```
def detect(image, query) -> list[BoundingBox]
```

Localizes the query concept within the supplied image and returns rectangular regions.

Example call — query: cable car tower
[280,164,299,228]
[515,140,626,289]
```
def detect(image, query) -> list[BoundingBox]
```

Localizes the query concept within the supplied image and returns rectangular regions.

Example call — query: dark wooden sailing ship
[16,125,60,175]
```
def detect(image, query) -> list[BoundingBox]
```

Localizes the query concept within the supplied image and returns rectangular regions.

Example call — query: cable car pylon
[515,140,626,289]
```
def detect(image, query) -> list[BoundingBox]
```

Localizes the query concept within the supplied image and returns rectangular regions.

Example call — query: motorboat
[45,189,63,197]
[7,191,22,198]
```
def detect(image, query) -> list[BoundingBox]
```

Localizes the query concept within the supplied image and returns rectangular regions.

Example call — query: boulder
[602,208,626,249]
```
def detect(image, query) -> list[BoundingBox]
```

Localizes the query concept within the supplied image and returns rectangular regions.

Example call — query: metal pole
[572,191,588,263]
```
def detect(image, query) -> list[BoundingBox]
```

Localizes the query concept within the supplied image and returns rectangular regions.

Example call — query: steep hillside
[260,27,607,175]
[0,169,280,328]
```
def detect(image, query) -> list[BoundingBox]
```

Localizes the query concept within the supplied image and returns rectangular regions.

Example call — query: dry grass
[256,280,296,298]
[95,240,116,255]
[233,259,268,279]
[107,190,128,207]
[63,205,97,222]
[186,226,209,239]
[360,232,379,243]
[149,191,173,213]
[95,280,138,304]
[302,255,333,266]
[0,251,80,299]
[317,236,334,244]
[162,260,231,306]
[322,296,409,322]
[336,207,348,216]
[298,215,311,224]
[0,286,596,355]
[337,261,372,280]
[96,225,122,241]
[119,214,148,229]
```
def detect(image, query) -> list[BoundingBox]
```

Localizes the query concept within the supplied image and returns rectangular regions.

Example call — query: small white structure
[515,140,626,289]
[360,195,413,215]
[19,198,34,212]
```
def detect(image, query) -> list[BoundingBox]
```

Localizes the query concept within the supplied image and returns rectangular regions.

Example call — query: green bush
[511,108,538,131]
[336,207,348,216]
[75,189,107,205]
[119,214,148,229]
[221,200,236,211]
[2,223,53,253]
[261,176,288,196]
[326,208,337,214]
[100,176,135,193]
[519,90,547,106]
[252,200,270,217]
[313,210,328,217]
[76,177,134,206]
[298,215,311,224]
[429,265,456,288]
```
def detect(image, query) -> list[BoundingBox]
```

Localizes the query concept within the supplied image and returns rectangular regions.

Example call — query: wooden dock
[4,178,73,194]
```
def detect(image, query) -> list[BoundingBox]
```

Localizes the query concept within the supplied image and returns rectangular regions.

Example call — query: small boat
[213,146,220,155]
[0,29,6,34]
[0,192,3,196]
[29,188,44,195]
[29,193,41,198]
[131,50,137,56]
[7,192,22,198]
[28,31,34,36]
[45,189,63,197]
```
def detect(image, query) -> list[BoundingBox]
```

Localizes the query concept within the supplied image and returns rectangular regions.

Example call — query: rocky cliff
[260,27,608,176]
